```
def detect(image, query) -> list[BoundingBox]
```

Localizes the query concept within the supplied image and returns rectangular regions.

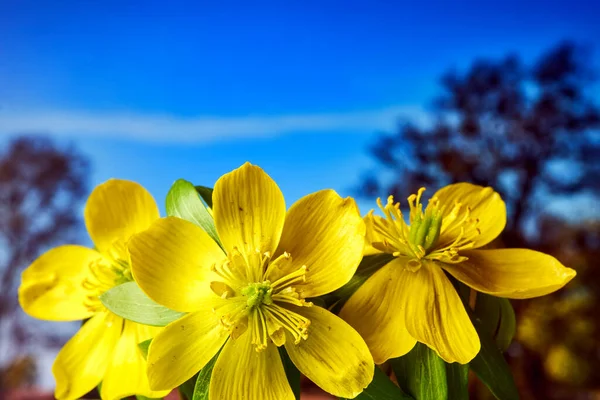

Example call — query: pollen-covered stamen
[264,303,310,345]
[407,187,426,223]
[272,286,312,307]
[82,255,131,312]
[251,308,270,351]
[433,200,481,252]
[211,248,313,351]
[211,259,247,290]
[370,196,413,256]
[216,300,248,338]
[263,251,293,282]
[270,265,307,292]
[228,247,258,283]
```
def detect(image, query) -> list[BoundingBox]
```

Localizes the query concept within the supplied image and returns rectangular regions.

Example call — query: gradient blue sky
[1,0,600,389]
[1,0,599,215]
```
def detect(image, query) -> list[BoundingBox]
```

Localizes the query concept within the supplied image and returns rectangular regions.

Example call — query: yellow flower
[340,183,576,364]
[18,180,170,400]
[128,163,374,399]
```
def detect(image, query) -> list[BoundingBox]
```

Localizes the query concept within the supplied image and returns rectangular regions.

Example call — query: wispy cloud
[0,105,429,143]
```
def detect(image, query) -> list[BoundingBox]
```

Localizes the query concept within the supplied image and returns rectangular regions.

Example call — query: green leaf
[390,343,448,400]
[135,396,154,400]
[166,179,220,245]
[179,373,198,400]
[194,185,214,209]
[138,338,152,360]
[278,347,301,400]
[99,281,185,326]
[325,253,394,312]
[469,318,519,400]
[474,293,516,352]
[342,365,413,400]
[496,298,516,352]
[192,353,219,400]
[445,363,469,400]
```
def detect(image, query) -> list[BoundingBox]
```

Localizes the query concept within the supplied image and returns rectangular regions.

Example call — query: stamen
[250,308,269,351]
[263,252,292,282]
[372,197,413,257]
[264,304,310,344]
[210,249,314,348]
[211,259,246,289]
[270,265,307,292]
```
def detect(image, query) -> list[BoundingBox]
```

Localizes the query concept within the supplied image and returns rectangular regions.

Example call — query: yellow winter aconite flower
[18,180,169,400]
[340,183,576,364]
[128,163,374,399]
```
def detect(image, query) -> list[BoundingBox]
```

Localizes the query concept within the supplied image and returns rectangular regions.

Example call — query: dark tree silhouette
[358,42,600,399]
[360,42,599,247]
[0,136,89,347]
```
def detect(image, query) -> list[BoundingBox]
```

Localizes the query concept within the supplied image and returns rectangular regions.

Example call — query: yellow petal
[210,332,294,400]
[443,249,576,299]
[19,245,101,321]
[285,305,374,398]
[402,263,480,364]
[363,212,385,255]
[433,182,506,249]
[129,217,225,312]
[147,308,228,390]
[85,179,159,258]
[53,312,121,400]
[100,321,169,400]
[340,258,417,364]
[213,163,286,257]
[274,190,365,297]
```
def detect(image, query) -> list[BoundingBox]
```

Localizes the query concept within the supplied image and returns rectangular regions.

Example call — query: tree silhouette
[360,41,599,247]
[0,136,89,352]
[358,42,600,399]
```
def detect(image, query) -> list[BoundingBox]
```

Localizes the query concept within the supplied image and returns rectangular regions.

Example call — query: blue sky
[1,0,599,389]
[1,0,599,215]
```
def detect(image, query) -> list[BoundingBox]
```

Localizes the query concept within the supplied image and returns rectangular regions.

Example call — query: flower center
[407,188,443,254]
[241,282,273,308]
[83,241,133,312]
[370,187,481,269]
[210,248,312,351]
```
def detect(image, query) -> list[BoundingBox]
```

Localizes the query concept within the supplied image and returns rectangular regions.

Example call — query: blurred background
[1,1,598,399]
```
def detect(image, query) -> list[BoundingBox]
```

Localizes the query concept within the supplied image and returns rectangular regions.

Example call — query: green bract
[100,281,185,327]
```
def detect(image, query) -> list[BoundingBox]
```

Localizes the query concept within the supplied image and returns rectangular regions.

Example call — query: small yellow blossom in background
[340,182,576,365]
[128,163,374,399]
[18,180,170,400]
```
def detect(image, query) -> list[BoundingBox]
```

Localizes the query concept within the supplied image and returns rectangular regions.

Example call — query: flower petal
[213,163,286,257]
[53,312,121,400]
[402,263,480,364]
[363,212,387,255]
[19,245,101,321]
[433,182,506,249]
[340,258,417,364]
[210,332,294,400]
[285,305,374,398]
[100,321,169,400]
[274,190,365,297]
[147,308,228,390]
[85,179,159,258]
[129,217,225,312]
[443,249,576,299]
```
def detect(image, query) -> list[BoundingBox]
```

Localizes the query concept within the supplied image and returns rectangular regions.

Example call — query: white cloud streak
[0,105,429,143]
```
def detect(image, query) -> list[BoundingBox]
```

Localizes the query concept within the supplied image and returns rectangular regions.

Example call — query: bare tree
[0,136,89,350]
